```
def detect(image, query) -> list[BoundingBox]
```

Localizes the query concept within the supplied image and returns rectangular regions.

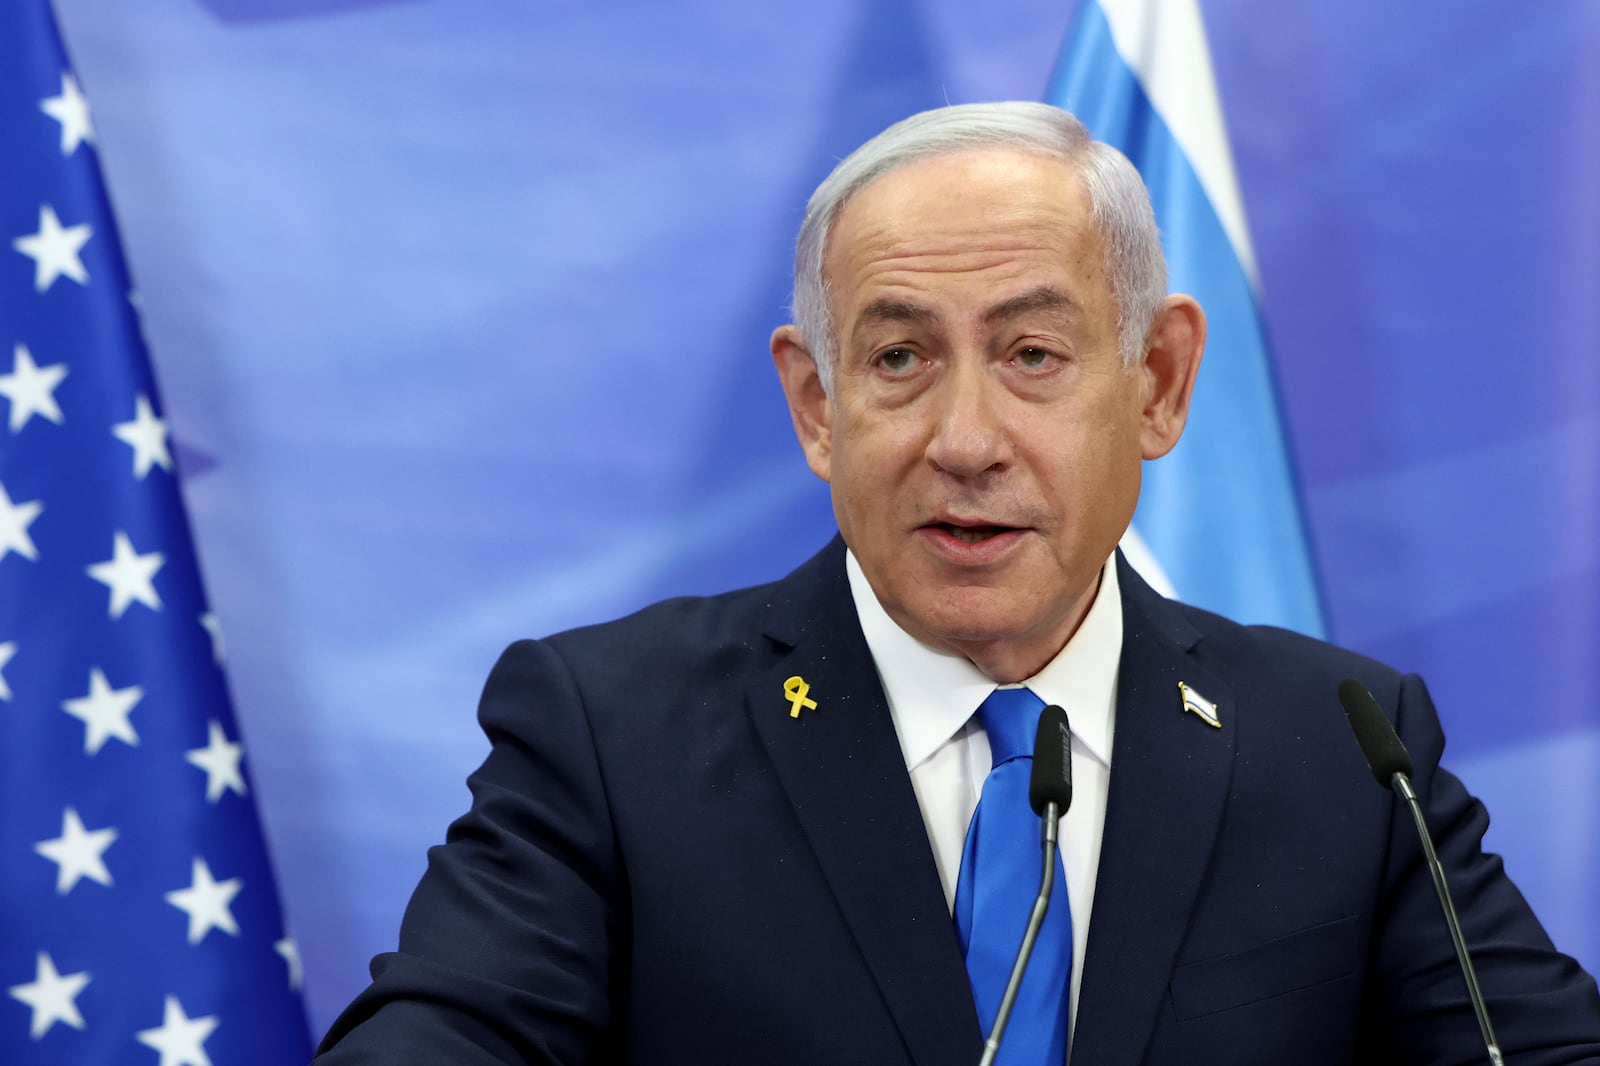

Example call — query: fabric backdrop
[43,0,1600,1038]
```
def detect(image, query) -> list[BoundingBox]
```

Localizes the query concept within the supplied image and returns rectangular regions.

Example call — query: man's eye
[877,348,919,373]
[1016,347,1055,369]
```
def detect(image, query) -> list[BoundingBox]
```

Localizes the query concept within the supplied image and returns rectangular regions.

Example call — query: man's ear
[1138,294,1206,460]
[771,324,833,482]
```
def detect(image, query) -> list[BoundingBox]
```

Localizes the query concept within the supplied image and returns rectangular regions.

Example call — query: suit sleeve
[1362,673,1600,1062]
[313,638,628,1064]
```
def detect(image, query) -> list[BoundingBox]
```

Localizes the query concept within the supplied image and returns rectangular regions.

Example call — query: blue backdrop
[44,0,1600,1038]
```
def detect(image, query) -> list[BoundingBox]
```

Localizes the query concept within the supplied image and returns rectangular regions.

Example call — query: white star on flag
[274,937,303,991]
[86,530,164,618]
[7,952,90,1039]
[136,996,218,1066]
[33,806,118,894]
[164,858,242,945]
[0,641,15,700]
[0,480,43,563]
[11,203,91,292]
[199,612,225,663]
[111,393,172,477]
[185,720,247,802]
[0,343,68,432]
[61,666,142,755]
[39,71,94,155]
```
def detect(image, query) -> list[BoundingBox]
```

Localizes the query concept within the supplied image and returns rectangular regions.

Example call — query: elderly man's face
[773,147,1200,682]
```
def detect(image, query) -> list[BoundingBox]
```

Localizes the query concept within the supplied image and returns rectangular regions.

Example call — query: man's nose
[925,361,1010,479]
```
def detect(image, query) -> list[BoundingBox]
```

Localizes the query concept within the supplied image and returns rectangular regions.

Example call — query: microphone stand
[1339,679,1503,1066]
[978,800,1061,1066]
[1389,772,1504,1066]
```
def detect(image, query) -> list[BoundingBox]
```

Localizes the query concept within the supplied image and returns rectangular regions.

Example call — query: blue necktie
[953,687,1072,1066]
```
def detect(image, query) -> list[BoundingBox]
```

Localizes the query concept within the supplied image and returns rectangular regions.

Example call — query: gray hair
[790,101,1166,392]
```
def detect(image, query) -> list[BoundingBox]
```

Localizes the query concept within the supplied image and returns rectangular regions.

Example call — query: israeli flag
[1049,0,1324,637]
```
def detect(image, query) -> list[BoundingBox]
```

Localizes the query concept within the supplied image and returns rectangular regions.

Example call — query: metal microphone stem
[978,800,1060,1066]
[1391,772,1504,1066]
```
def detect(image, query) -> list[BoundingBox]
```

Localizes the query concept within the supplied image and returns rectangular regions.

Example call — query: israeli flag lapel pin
[1179,682,1221,729]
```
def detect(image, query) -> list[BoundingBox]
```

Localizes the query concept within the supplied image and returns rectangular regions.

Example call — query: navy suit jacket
[316,538,1600,1063]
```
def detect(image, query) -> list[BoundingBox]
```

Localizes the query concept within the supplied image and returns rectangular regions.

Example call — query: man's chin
[890,580,1091,680]
[898,596,1032,654]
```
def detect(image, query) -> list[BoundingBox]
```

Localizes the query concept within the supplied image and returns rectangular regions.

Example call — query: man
[315,102,1600,1063]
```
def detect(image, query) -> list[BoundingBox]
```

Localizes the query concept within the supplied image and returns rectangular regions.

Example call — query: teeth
[950,527,997,543]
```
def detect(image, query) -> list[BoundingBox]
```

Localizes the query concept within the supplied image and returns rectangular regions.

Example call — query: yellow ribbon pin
[784,675,818,718]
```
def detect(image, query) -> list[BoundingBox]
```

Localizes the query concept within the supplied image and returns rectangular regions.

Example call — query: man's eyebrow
[856,298,939,329]
[984,287,1079,324]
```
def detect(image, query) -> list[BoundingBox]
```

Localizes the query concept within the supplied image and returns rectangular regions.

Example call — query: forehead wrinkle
[848,222,1072,268]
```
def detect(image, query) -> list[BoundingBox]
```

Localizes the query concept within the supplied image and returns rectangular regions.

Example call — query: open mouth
[935,523,1017,544]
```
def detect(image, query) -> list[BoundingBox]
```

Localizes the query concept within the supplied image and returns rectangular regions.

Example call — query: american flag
[1,3,312,1062]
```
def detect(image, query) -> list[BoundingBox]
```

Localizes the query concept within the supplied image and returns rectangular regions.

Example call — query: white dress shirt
[845,550,1122,1047]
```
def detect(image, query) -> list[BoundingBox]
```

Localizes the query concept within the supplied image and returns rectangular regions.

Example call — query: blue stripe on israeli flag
[1048,0,1325,637]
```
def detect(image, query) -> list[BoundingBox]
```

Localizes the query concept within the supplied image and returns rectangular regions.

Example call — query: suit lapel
[746,539,982,1066]
[1070,556,1236,1066]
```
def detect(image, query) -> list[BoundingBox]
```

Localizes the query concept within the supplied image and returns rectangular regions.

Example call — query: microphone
[1338,678,1413,787]
[1029,703,1074,818]
[1337,680,1505,1066]
[979,704,1073,1066]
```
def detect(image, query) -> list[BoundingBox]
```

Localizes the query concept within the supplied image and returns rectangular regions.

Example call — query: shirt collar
[845,550,1122,771]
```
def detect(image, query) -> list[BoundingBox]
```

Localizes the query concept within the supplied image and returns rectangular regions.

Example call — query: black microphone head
[1338,679,1414,788]
[1029,704,1074,816]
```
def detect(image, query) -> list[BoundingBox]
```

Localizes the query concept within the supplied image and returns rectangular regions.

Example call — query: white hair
[790,101,1166,392]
